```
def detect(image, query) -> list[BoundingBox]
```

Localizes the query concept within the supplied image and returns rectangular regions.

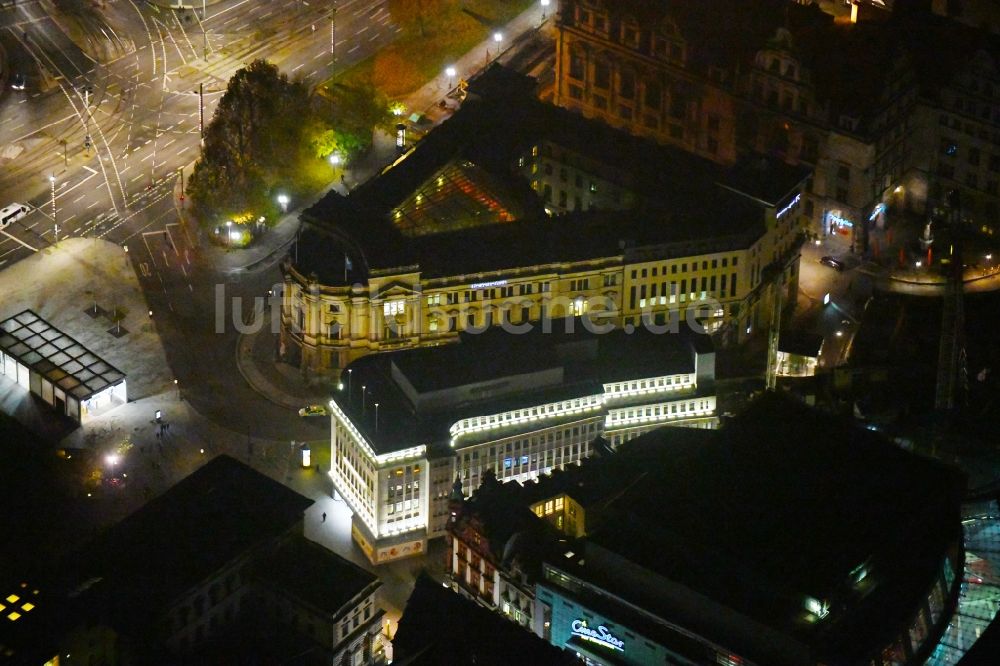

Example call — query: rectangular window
[619,70,635,100]
[594,62,610,89]
[645,82,661,110]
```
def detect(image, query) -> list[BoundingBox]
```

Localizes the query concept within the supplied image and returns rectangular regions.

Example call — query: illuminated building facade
[551,0,1000,249]
[281,67,806,379]
[445,471,546,630]
[329,325,717,564]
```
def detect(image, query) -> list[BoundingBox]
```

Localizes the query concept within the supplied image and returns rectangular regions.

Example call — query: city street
[0,0,549,626]
[0,0,399,269]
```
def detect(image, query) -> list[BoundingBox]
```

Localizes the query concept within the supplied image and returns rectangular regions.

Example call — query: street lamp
[277,193,290,213]
[493,31,503,60]
[106,453,119,478]
[49,175,58,242]
[541,0,550,20]
[374,402,380,434]
[445,65,456,89]
[329,153,341,166]
[225,220,233,247]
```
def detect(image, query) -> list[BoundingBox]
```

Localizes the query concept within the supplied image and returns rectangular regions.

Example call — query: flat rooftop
[0,310,125,401]
[556,393,964,664]
[334,322,709,455]
[296,67,807,283]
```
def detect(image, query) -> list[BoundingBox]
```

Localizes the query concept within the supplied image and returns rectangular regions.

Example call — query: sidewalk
[399,3,547,119]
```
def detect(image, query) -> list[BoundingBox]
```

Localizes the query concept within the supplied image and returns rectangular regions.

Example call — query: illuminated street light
[915,260,923,268]
[225,220,233,247]
[445,65,457,89]
[277,193,290,213]
[49,174,58,242]
[106,454,119,480]
[541,0,550,20]
[835,330,844,338]
[491,31,503,64]
[329,153,341,166]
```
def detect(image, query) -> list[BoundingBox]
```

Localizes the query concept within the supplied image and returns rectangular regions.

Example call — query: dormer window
[785,63,797,79]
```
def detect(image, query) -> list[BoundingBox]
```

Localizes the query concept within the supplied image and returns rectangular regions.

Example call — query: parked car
[298,404,328,417]
[820,255,845,271]
[10,72,26,90]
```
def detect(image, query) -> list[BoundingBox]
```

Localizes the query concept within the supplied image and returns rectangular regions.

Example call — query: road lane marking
[1,230,38,252]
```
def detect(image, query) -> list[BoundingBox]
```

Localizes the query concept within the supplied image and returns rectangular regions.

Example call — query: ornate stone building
[551,0,1000,249]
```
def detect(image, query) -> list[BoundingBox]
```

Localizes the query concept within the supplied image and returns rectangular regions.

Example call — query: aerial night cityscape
[1,0,1000,664]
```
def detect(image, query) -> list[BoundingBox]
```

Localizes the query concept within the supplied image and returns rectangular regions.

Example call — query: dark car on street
[820,255,845,271]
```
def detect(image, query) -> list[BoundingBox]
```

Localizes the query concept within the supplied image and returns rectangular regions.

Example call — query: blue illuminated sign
[571,620,625,652]
[828,213,853,228]
[777,193,802,219]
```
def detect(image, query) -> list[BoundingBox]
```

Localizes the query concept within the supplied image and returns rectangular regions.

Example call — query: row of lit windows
[606,398,715,425]
[631,256,737,280]
[533,496,565,517]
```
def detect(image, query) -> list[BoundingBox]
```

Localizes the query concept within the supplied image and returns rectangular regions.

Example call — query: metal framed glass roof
[0,310,125,401]
[391,160,525,237]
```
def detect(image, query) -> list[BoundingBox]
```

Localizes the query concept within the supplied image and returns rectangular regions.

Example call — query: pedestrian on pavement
[322,512,327,523]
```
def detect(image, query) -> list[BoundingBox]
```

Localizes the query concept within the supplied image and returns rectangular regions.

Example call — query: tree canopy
[189,60,394,227]
[188,60,309,222]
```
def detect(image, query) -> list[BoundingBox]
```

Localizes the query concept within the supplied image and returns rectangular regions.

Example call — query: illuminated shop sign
[869,203,886,221]
[469,279,508,290]
[571,620,625,652]
[828,213,853,228]
[776,193,802,219]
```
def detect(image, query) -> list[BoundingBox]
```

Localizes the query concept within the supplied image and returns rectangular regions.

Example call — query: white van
[0,204,30,229]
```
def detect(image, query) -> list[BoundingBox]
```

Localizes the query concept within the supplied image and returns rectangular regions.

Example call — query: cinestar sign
[571,620,625,652]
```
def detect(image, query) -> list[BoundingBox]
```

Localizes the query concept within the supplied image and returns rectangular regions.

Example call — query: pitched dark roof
[64,456,313,633]
[252,535,379,618]
[392,573,579,666]
[297,67,794,283]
